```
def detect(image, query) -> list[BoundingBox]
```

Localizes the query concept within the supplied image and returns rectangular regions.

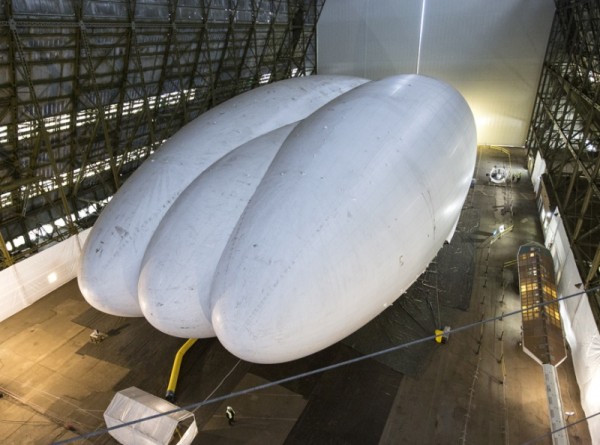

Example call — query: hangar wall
[526,0,600,325]
[0,229,89,322]
[316,0,555,146]
[532,153,600,444]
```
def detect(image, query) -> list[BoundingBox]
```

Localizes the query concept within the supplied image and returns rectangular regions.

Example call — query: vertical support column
[0,231,14,268]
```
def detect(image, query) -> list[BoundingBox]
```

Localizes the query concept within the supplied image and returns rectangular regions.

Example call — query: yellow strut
[165,338,197,402]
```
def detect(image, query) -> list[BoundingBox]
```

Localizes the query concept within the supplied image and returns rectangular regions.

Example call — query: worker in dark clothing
[225,406,236,426]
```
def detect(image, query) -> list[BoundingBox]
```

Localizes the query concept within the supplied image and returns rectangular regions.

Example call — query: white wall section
[0,230,89,323]
[317,0,555,146]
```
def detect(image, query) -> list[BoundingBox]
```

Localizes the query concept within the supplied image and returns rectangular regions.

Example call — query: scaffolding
[0,0,324,269]
[526,0,600,323]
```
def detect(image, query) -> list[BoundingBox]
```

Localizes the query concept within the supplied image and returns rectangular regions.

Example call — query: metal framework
[526,0,600,321]
[0,0,324,269]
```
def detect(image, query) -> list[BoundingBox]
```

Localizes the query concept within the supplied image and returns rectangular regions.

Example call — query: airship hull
[77,74,476,365]
[210,75,477,363]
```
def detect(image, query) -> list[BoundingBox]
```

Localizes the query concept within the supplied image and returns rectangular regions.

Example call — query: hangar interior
[1,0,600,444]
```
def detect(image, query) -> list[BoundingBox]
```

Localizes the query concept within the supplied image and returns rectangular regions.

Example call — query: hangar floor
[0,146,592,445]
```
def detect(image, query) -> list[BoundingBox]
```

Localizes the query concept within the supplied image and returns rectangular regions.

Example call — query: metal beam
[7,13,78,236]
[78,20,120,190]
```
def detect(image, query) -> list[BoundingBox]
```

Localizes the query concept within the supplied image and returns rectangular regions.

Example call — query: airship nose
[211,292,297,364]
[138,275,216,339]
[209,245,353,364]
[77,264,143,317]
[211,297,250,361]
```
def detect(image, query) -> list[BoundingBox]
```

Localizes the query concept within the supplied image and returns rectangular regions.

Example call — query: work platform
[0,146,591,444]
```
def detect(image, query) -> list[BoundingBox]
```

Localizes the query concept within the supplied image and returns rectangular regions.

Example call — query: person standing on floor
[226,406,236,426]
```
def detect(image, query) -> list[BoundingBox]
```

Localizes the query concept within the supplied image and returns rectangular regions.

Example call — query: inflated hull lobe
[138,123,299,338]
[78,74,477,364]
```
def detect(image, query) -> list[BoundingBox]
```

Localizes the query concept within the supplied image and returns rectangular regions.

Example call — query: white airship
[78,74,477,364]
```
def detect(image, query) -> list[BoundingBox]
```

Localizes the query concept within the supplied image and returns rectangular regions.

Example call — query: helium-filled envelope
[210,75,477,363]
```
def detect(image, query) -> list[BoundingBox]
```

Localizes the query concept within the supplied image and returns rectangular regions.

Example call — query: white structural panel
[78,74,477,364]
[78,75,368,317]
[317,0,555,146]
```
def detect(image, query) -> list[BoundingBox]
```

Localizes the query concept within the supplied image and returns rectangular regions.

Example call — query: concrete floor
[0,146,592,445]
